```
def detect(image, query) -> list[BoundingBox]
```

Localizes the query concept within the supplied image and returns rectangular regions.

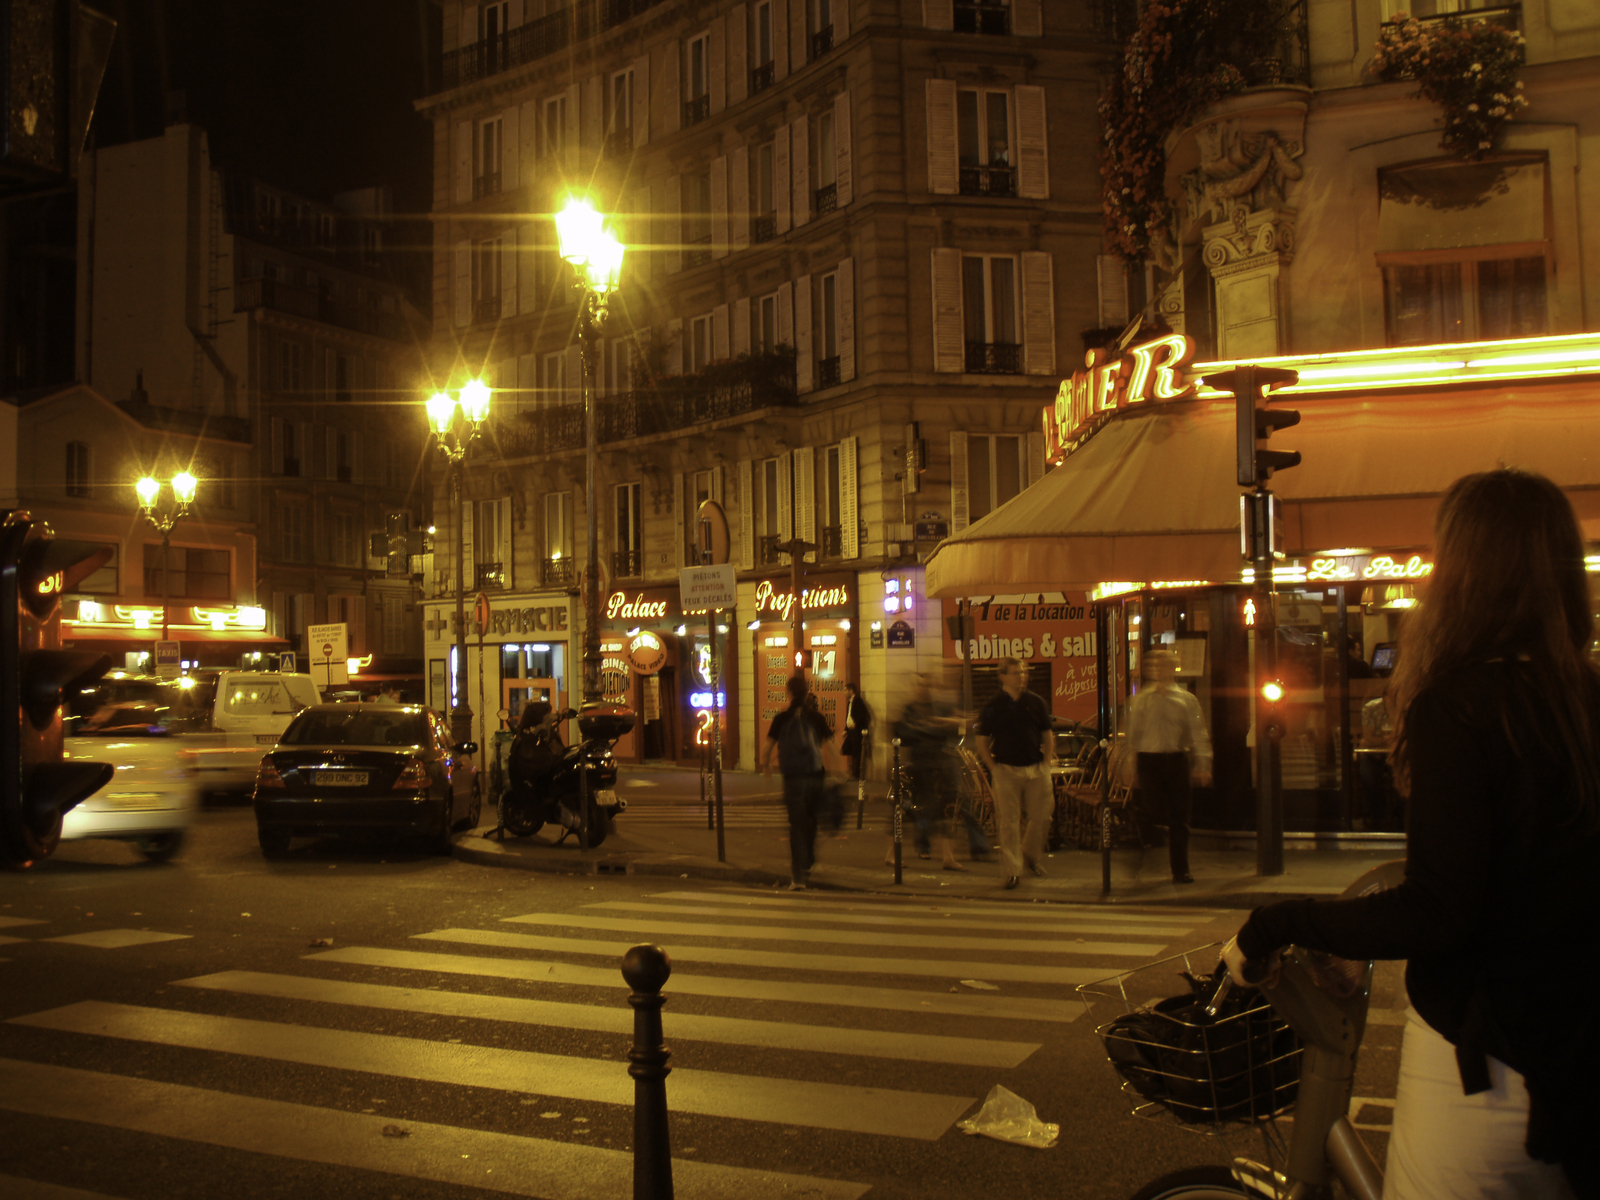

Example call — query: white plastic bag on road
[956,1084,1059,1149]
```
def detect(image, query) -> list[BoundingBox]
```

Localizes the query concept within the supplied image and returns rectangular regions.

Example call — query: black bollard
[622,944,674,1200]
[891,737,903,885]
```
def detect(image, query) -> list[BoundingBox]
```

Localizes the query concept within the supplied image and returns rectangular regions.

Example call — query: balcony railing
[752,213,777,243]
[438,0,665,90]
[751,62,775,93]
[476,562,506,590]
[612,549,642,578]
[758,534,784,565]
[816,356,841,390]
[959,165,1016,197]
[473,295,503,324]
[814,182,837,215]
[684,233,712,268]
[473,171,501,200]
[541,557,577,588]
[966,341,1021,374]
[683,94,710,127]
[494,349,799,458]
[820,525,842,558]
[809,25,833,60]
[603,128,633,159]
[955,0,1011,34]
[234,276,407,342]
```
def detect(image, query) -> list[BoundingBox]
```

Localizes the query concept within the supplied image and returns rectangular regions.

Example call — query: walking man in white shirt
[1125,649,1212,884]
[976,657,1056,890]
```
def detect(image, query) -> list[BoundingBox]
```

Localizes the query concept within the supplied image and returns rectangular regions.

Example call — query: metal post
[855,727,868,829]
[891,736,903,885]
[1097,603,1112,895]
[702,740,711,828]
[621,944,674,1200]
[1253,488,1284,876]
[581,293,603,707]
[709,606,726,864]
[160,527,171,644]
[451,458,473,747]
[958,599,974,718]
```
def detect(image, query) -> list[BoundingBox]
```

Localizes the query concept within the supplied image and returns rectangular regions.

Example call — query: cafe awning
[925,377,1600,598]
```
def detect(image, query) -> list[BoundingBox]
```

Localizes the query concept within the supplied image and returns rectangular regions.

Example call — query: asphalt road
[0,805,1402,1199]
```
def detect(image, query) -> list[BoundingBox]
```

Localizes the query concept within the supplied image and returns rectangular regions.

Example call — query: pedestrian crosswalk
[623,803,791,827]
[0,886,1229,1198]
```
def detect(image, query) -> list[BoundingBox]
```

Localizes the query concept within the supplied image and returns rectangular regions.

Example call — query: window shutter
[777,450,793,554]
[729,5,748,104]
[502,106,520,189]
[711,465,725,503]
[497,496,513,586]
[739,458,754,570]
[773,0,790,79]
[837,256,855,381]
[519,99,538,184]
[834,92,852,208]
[733,296,751,356]
[663,39,681,134]
[730,143,750,249]
[1016,85,1048,199]
[777,280,793,347]
[672,471,685,567]
[459,4,477,49]
[837,0,850,38]
[713,302,730,360]
[791,115,810,227]
[1096,254,1128,327]
[508,0,524,29]
[931,247,964,373]
[950,431,970,533]
[923,0,953,30]
[584,75,603,152]
[1027,431,1046,488]
[633,54,650,144]
[500,238,517,317]
[1013,0,1042,36]
[454,120,472,203]
[710,17,726,114]
[665,175,683,274]
[711,155,729,258]
[1022,251,1056,376]
[774,125,792,233]
[668,317,683,374]
[454,238,472,327]
[840,436,858,558]
[795,447,815,562]
[926,80,958,195]
[794,273,813,392]
[270,417,284,475]
[462,499,475,591]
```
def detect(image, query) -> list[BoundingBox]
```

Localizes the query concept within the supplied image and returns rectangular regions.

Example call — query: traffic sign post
[153,640,181,679]
[305,623,349,691]
[682,536,736,864]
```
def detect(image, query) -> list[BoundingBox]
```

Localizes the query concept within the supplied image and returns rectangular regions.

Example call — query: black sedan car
[253,703,480,856]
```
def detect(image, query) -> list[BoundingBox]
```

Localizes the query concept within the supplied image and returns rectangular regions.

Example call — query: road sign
[279,652,296,673]
[679,564,737,612]
[475,591,491,635]
[305,622,350,689]
[154,640,181,679]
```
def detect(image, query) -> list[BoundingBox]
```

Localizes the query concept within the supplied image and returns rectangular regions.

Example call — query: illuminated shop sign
[752,579,852,620]
[1044,334,1197,463]
[1307,553,1433,582]
[625,631,668,675]
[69,602,269,632]
[606,591,669,620]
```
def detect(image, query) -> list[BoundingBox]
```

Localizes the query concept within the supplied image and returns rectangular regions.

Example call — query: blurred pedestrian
[890,674,968,870]
[1125,649,1212,884]
[841,682,872,781]
[1224,469,1600,1198]
[761,675,839,890]
[976,657,1055,889]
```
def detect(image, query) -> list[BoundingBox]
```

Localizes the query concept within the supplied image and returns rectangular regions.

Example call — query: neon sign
[1044,334,1197,462]
[752,579,851,620]
[1307,554,1433,583]
[607,591,669,620]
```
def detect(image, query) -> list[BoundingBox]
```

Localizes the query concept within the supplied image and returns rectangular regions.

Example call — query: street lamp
[428,379,491,746]
[135,471,198,643]
[554,195,625,707]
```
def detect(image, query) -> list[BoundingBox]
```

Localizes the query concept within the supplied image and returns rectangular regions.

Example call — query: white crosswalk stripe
[3,886,1218,1196]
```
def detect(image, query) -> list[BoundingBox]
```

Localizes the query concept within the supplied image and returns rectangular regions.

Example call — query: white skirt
[1385,1008,1576,1200]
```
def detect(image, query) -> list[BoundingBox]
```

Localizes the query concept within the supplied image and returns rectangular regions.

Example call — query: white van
[179,671,322,796]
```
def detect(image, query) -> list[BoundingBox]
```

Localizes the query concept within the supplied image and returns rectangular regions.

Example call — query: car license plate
[317,771,369,787]
[595,789,620,808]
[256,734,278,745]
[108,792,163,810]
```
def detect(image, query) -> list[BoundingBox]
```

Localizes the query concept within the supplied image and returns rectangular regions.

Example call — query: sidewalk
[453,769,1404,908]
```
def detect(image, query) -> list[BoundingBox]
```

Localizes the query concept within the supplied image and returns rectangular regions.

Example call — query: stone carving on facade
[1203,205,1297,272]
[1182,120,1304,228]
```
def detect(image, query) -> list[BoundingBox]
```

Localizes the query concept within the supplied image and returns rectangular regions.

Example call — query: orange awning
[925,378,1600,598]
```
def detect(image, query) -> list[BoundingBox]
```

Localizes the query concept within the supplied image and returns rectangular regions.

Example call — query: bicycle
[1079,859,1406,1199]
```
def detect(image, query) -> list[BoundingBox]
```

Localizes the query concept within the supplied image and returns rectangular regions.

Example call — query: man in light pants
[976,657,1056,889]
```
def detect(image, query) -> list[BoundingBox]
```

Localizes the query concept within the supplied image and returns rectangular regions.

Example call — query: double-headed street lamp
[427,378,492,746]
[554,195,625,708]
[135,471,198,643]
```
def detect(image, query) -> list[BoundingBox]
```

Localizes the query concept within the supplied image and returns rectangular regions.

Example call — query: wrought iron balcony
[472,171,501,200]
[603,129,633,159]
[473,295,503,325]
[965,341,1021,374]
[820,525,842,558]
[541,556,577,588]
[684,233,712,268]
[683,94,710,127]
[959,165,1016,197]
[752,213,777,244]
[611,549,642,578]
[476,562,506,590]
[438,0,664,90]
[955,0,1011,34]
[809,25,833,60]
[751,62,775,93]
[816,356,841,390]
[234,276,407,342]
[758,534,784,565]
[814,182,837,215]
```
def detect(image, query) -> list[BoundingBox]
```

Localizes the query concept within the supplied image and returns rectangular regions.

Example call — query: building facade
[417,0,1114,765]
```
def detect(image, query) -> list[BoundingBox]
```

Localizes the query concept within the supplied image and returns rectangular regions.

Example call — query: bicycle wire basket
[1077,944,1302,1133]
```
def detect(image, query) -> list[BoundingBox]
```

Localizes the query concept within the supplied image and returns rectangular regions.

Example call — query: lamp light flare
[171,472,198,505]
[135,476,160,507]
[460,378,491,424]
[426,391,456,435]
[555,197,605,265]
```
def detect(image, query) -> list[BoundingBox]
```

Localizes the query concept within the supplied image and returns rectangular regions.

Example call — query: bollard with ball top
[622,943,674,1199]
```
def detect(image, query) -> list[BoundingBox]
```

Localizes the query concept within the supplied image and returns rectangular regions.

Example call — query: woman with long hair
[1224,469,1599,1198]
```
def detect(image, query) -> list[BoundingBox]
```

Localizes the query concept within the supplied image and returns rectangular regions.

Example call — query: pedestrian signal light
[1261,679,1285,704]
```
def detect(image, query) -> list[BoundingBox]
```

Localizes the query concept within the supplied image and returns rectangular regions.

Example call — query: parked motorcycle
[498,703,635,848]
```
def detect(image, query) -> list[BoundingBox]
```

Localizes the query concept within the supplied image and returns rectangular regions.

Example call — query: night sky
[84,0,439,217]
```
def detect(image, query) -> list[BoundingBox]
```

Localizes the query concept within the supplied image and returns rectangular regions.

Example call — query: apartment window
[752,2,775,91]
[757,292,779,353]
[686,469,714,563]
[815,110,837,214]
[542,352,566,407]
[331,429,354,482]
[331,352,352,402]
[279,420,302,478]
[690,315,712,372]
[966,434,1023,523]
[542,491,572,585]
[759,459,781,535]
[472,237,502,322]
[474,497,509,589]
[65,441,90,497]
[1382,257,1547,346]
[685,34,711,125]
[279,501,310,562]
[605,338,634,395]
[607,70,633,156]
[955,0,1011,34]
[962,254,1020,373]
[958,89,1015,196]
[819,443,842,556]
[810,0,834,58]
[144,545,230,600]
[754,142,777,243]
[683,170,712,266]
[278,340,305,392]
[475,117,502,198]
[1380,0,1504,18]
[817,272,840,389]
[331,509,361,568]
[614,481,642,578]
[543,94,567,158]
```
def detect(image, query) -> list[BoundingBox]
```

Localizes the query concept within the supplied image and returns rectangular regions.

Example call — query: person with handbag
[1224,469,1599,1199]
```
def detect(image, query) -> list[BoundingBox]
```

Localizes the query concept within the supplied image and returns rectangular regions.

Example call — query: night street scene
[3,0,1599,1197]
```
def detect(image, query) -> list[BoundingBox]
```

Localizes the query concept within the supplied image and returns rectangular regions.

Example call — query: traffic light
[2,512,116,866]
[1205,365,1302,488]
[1260,678,1286,740]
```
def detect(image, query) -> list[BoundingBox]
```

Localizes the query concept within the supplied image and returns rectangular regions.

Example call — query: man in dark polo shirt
[976,656,1056,889]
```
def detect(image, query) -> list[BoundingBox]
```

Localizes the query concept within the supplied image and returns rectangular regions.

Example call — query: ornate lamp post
[554,195,625,707]
[427,379,491,745]
[135,471,197,643]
